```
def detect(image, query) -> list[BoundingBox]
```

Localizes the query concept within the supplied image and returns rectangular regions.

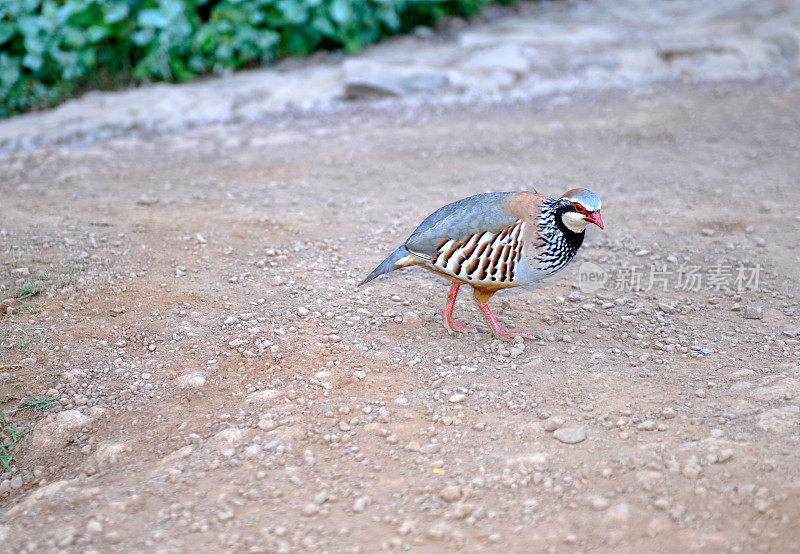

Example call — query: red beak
[585,211,604,230]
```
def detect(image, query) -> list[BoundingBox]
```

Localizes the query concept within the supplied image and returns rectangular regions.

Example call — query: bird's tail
[358,245,416,286]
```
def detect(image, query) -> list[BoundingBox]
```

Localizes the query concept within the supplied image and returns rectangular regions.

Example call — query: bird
[358,188,603,341]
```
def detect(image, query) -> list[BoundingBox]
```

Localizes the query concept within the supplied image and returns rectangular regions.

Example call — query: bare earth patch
[1,79,799,551]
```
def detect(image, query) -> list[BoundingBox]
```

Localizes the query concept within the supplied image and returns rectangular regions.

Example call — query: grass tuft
[16,281,46,300]
[12,394,61,414]
[0,394,59,474]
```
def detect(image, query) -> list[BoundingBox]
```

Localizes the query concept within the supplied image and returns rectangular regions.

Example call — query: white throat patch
[561,211,589,233]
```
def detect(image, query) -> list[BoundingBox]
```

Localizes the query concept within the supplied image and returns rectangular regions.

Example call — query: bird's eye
[572,202,586,214]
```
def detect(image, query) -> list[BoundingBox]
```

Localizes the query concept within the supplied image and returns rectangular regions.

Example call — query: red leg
[439,283,479,336]
[475,301,540,342]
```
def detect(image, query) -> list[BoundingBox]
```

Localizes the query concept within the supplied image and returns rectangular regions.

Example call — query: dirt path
[1,79,800,552]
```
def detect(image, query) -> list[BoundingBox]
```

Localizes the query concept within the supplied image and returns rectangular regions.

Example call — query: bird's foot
[440,309,480,336]
[474,301,540,342]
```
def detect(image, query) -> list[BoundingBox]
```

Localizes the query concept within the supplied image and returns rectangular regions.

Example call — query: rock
[543,416,565,432]
[86,519,103,535]
[257,418,277,431]
[449,393,466,403]
[553,427,586,444]
[426,520,452,540]
[439,485,462,503]
[353,497,368,513]
[420,443,442,454]
[637,420,656,431]
[137,195,159,206]
[460,44,532,77]
[11,267,30,276]
[92,442,127,468]
[343,60,449,99]
[750,384,795,402]
[756,406,800,433]
[506,452,548,466]
[657,302,676,314]
[744,306,763,319]
[301,503,320,516]
[213,427,247,444]
[398,520,416,535]
[718,449,734,463]
[763,28,800,62]
[0,298,22,314]
[681,464,702,479]
[606,502,631,523]
[176,372,206,389]
[31,410,92,448]
[245,389,282,403]
[646,516,672,537]
[402,311,421,325]
[588,496,610,510]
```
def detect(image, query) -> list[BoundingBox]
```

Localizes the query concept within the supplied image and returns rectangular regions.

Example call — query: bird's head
[557,188,603,233]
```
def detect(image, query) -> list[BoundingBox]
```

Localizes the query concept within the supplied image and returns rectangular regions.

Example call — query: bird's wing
[404,192,523,259]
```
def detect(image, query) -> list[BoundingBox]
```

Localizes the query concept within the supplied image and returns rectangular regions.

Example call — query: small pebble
[439,485,462,503]
[553,427,586,444]
[543,416,565,432]
[353,497,367,513]
[744,306,763,319]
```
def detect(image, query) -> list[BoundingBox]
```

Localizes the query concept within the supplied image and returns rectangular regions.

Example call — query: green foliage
[0,393,57,474]
[0,0,513,118]
[12,393,61,413]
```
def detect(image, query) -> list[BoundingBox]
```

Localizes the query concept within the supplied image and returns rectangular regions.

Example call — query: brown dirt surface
[1,79,800,552]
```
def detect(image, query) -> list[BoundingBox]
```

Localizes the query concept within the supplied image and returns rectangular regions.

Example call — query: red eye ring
[572,202,587,214]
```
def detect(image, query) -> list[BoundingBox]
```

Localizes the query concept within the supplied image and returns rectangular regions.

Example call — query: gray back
[405,192,519,258]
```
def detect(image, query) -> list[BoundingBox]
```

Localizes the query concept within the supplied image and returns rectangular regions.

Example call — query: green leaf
[0,53,22,96]
[276,0,308,25]
[104,3,130,24]
[21,51,43,72]
[0,23,15,46]
[131,28,154,46]
[138,9,169,28]
[60,25,86,48]
[85,25,108,43]
[329,0,352,25]
[311,15,335,37]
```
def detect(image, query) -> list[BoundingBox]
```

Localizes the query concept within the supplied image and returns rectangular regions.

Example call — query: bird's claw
[440,309,479,336]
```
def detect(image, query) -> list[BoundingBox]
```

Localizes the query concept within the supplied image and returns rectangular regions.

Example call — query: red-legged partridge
[359,189,604,341]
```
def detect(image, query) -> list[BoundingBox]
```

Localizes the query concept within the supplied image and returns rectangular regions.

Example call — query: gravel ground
[1,77,800,552]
